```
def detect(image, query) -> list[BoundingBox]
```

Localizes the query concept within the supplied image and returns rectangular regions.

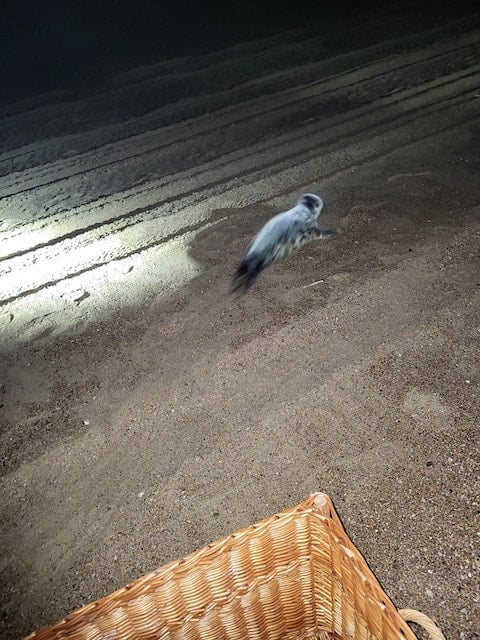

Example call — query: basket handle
[398,608,446,640]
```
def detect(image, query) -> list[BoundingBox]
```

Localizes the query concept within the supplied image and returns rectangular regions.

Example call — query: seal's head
[299,193,324,218]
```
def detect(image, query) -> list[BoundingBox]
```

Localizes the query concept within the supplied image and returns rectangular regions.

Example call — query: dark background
[0,0,400,102]
[1,0,477,104]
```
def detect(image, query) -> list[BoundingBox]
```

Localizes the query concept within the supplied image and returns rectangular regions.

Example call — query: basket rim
[25,492,418,640]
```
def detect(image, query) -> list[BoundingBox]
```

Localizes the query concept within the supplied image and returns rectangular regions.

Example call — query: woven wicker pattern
[26,493,419,640]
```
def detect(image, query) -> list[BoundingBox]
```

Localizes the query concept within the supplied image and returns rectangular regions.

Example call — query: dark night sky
[1,0,476,104]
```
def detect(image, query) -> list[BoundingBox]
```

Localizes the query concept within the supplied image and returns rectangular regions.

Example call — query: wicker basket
[26,493,443,640]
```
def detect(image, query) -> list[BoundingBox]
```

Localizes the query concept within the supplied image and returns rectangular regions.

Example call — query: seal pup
[231,193,341,294]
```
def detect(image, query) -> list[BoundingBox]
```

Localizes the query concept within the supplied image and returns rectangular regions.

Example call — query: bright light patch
[1,232,200,347]
[0,227,57,259]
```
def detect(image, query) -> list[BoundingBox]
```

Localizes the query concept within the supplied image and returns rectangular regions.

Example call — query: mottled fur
[231,193,341,294]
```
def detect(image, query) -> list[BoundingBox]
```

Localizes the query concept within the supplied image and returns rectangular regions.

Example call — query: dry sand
[0,6,479,639]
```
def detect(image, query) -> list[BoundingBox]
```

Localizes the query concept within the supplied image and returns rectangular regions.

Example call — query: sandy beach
[1,5,479,638]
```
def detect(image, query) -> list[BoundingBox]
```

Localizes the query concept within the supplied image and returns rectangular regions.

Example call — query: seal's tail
[230,255,264,295]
